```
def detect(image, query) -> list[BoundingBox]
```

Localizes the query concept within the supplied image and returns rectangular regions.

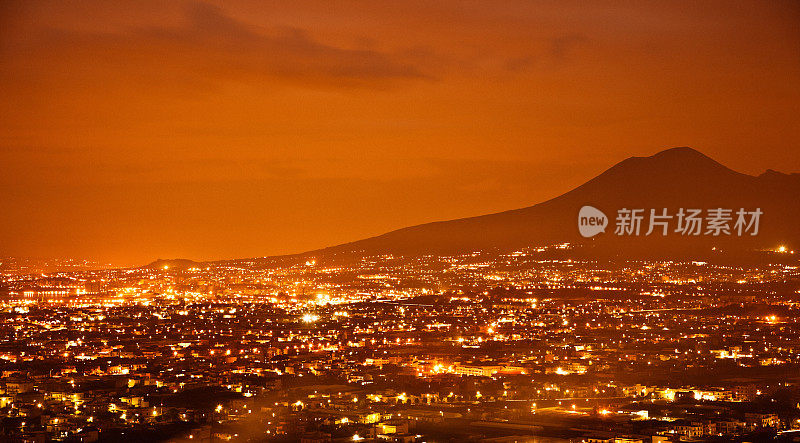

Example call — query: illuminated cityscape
[2,1,799,442]
[1,245,798,442]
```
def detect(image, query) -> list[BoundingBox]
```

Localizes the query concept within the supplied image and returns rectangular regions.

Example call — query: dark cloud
[504,33,589,71]
[549,33,589,60]
[2,2,434,91]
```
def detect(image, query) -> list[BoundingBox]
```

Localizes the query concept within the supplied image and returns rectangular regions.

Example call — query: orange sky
[1,0,799,265]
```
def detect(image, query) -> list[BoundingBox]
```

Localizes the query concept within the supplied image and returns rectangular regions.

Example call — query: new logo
[578,206,608,238]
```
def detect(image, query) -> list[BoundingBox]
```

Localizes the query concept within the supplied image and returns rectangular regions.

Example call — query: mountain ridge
[149,147,800,268]
[303,147,799,259]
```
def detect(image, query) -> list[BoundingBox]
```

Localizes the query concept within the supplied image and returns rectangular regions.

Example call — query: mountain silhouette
[305,147,800,260]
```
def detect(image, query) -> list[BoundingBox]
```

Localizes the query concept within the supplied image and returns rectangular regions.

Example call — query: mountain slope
[307,147,800,258]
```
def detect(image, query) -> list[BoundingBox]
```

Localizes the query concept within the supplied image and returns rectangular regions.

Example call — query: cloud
[505,32,589,71]
[1,1,434,91]
[548,33,589,60]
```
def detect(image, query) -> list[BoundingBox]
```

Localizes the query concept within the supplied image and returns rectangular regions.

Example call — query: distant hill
[302,147,800,260]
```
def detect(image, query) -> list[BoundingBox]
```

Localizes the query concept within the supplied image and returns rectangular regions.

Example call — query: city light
[0,234,796,441]
[302,313,319,323]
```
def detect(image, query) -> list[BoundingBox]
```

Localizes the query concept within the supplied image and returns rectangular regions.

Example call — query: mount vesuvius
[302,147,800,260]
